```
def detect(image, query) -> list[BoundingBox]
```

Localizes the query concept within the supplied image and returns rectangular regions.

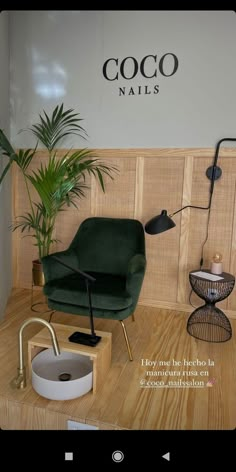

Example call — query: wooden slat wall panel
[177,156,194,303]
[141,156,185,302]
[91,156,136,218]
[11,148,236,315]
[55,184,91,253]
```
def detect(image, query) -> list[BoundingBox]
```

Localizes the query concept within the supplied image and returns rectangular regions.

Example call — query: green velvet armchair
[41,217,146,360]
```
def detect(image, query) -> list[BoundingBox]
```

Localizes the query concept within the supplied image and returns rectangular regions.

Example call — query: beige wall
[12,147,236,317]
[0,11,11,320]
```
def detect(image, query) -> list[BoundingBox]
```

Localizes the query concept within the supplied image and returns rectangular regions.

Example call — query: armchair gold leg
[119,320,133,361]
[132,313,135,322]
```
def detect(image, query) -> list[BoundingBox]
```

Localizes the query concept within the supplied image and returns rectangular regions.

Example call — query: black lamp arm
[170,203,211,217]
[51,255,96,282]
[212,137,236,167]
[51,255,99,341]
[85,278,95,336]
[171,137,236,217]
[207,137,236,197]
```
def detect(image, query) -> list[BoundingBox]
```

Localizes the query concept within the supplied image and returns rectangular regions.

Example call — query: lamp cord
[170,176,214,218]
[188,206,212,308]
[199,206,212,270]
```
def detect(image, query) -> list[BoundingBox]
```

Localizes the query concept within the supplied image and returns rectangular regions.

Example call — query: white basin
[31,348,93,400]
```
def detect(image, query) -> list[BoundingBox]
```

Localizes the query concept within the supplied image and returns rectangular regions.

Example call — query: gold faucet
[12,317,60,389]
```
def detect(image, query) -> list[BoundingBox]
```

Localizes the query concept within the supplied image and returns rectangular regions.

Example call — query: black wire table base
[187,304,232,342]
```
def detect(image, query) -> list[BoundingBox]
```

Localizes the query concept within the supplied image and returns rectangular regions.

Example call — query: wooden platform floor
[0,288,235,430]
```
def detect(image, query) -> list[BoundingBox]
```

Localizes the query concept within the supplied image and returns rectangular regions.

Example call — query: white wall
[9,10,236,149]
[0,11,11,320]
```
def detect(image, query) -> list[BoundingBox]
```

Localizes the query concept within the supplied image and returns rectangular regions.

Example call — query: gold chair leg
[119,320,133,361]
[132,313,135,322]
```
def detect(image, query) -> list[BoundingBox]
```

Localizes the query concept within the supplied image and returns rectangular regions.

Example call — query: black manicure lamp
[145,138,236,235]
[51,256,101,346]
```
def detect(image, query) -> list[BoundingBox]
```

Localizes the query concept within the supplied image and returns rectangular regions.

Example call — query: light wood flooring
[0,288,235,430]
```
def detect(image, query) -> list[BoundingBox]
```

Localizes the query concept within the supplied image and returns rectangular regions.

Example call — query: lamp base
[206,165,222,181]
[68,331,101,347]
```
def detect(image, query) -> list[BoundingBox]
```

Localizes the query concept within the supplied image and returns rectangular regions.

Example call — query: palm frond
[30,103,87,151]
[1,104,118,259]
[0,129,38,183]
[0,129,16,157]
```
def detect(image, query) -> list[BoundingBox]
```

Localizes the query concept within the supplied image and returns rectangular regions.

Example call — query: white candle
[210,253,223,275]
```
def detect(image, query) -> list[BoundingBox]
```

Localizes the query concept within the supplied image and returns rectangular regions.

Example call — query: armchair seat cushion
[44,272,132,311]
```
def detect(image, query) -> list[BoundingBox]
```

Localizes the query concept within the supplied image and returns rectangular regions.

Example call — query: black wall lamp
[145,138,236,236]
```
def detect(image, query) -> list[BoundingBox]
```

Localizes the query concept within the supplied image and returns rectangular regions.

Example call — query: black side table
[188,270,235,342]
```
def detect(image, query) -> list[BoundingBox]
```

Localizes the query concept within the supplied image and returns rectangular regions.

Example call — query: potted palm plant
[0,103,116,286]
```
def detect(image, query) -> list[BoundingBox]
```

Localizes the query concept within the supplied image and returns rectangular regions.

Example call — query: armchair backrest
[70,217,145,276]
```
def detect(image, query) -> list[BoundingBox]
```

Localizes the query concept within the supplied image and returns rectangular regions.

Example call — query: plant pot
[32,259,45,286]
